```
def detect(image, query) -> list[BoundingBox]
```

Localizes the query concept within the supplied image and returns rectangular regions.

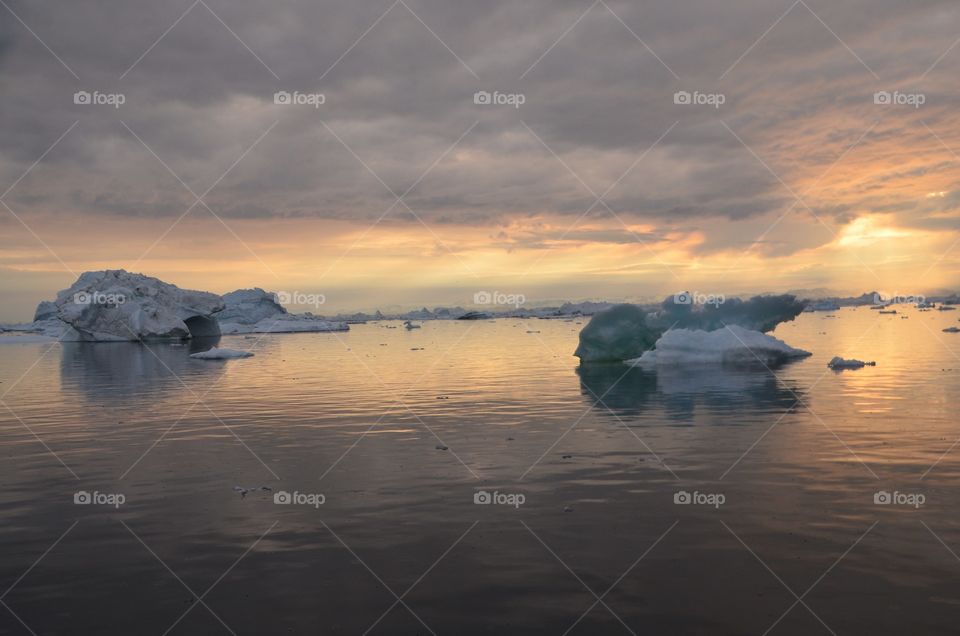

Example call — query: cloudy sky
[1,0,958,319]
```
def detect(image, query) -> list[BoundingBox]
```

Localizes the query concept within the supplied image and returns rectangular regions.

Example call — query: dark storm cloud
[1,0,959,253]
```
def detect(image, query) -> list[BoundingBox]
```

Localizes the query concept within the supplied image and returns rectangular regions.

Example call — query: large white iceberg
[626,325,811,367]
[19,275,350,341]
[45,270,223,341]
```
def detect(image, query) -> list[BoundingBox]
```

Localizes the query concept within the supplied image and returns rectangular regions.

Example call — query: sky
[1,0,959,320]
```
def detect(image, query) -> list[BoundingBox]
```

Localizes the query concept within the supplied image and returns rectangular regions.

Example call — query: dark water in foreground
[1,307,960,634]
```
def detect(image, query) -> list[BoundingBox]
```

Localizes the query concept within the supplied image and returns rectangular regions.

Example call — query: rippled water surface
[2,307,960,634]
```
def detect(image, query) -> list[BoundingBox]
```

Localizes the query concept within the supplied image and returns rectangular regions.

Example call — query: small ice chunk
[190,347,254,360]
[827,356,875,369]
[233,485,272,498]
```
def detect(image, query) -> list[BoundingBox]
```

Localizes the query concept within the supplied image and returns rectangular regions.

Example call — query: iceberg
[42,270,223,342]
[218,288,288,324]
[626,325,811,368]
[217,287,348,334]
[190,347,254,360]
[574,295,806,363]
[23,272,349,341]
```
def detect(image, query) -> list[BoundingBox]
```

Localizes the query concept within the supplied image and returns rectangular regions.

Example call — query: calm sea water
[1,307,959,634]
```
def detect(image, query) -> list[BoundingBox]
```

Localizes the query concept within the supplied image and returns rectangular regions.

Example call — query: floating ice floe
[827,356,875,369]
[457,311,492,320]
[233,485,272,498]
[626,325,811,368]
[805,300,840,312]
[0,333,59,344]
[219,317,348,334]
[190,347,254,360]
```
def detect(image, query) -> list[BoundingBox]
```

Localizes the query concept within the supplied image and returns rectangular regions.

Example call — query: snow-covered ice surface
[626,325,811,368]
[189,347,254,360]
